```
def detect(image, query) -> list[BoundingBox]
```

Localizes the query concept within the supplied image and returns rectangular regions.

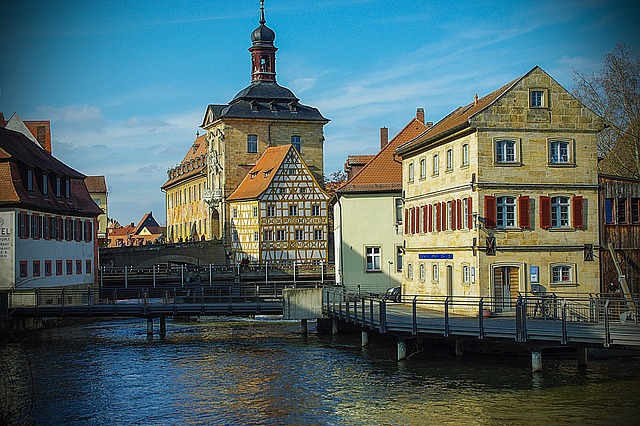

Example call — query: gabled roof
[84,176,107,193]
[338,116,431,193]
[227,145,292,201]
[396,69,527,156]
[162,134,207,189]
[134,211,160,235]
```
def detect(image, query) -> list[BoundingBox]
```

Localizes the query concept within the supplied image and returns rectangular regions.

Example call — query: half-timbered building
[227,145,329,265]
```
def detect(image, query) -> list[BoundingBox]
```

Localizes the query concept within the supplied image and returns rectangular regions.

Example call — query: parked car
[383,286,401,302]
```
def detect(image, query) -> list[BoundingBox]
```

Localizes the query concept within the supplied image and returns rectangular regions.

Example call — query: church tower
[199,0,329,258]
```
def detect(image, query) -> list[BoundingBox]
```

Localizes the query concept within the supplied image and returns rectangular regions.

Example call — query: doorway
[493,266,520,313]
[446,265,453,297]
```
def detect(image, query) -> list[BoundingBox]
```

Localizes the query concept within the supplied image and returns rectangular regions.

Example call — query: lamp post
[388,260,393,289]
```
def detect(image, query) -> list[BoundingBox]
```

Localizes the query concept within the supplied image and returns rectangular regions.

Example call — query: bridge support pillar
[397,339,407,361]
[577,347,588,369]
[332,318,339,335]
[531,350,543,372]
[160,316,167,338]
[300,319,308,335]
[146,318,154,339]
[455,340,464,357]
[362,330,369,347]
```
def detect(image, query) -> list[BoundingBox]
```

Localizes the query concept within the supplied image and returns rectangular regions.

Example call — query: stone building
[334,109,431,294]
[106,211,164,247]
[226,145,329,265]
[396,66,604,312]
[84,175,108,245]
[200,2,328,260]
[162,134,209,242]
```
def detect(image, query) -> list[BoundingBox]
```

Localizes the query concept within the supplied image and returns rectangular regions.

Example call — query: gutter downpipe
[336,192,344,286]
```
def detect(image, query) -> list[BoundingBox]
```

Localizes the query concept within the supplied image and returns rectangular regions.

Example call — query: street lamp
[388,260,393,289]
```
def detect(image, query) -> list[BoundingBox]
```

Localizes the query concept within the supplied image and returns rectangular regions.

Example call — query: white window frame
[548,139,573,165]
[446,149,453,171]
[530,88,548,108]
[419,263,425,280]
[295,229,304,240]
[550,263,575,284]
[408,162,414,182]
[462,198,469,230]
[407,263,413,279]
[291,135,301,152]
[495,139,517,164]
[551,196,570,228]
[433,154,439,175]
[496,196,516,229]
[314,229,323,240]
[247,134,258,153]
[432,264,439,281]
[420,158,426,179]
[365,246,381,272]
[396,245,403,272]
[463,265,470,283]
[462,143,469,167]
[312,205,320,216]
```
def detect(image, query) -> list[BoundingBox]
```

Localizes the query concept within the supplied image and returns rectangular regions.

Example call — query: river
[1,318,639,425]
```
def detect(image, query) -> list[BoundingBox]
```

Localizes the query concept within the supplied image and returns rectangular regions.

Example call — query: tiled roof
[0,127,103,217]
[84,175,107,193]
[338,116,431,193]
[162,135,207,189]
[226,145,292,201]
[396,76,521,156]
[346,155,375,167]
[134,211,160,235]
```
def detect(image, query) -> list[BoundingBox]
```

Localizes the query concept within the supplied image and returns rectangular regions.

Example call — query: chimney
[416,107,425,124]
[380,127,389,150]
[0,112,4,127]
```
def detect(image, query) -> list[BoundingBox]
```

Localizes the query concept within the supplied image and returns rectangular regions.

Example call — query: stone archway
[211,208,220,240]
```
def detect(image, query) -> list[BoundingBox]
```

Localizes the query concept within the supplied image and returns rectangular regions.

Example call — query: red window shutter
[423,205,428,232]
[441,202,447,231]
[518,196,530,229]
[415,206,420,233]
[484,196,496,229]
[428,204,433,232]
[540,196,551,229]
[404,209,409,234]
[467,197,473,229]
[451,201,457,231]
[457,199,463,229]
[573,196,584,229]
[436,203,441,232]
[410,207,415,234]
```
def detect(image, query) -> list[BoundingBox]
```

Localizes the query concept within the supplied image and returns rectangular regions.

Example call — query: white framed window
[549,140,572,164]
[295,229,304,240]
[407,263,413,279]
[408,162,414,182]
[396,246,403,272]
[551,264,574,284]
[291,135,301,152]
[314,229,323,240]
[365,246,381,272]
[420,158,426,179]
[495,139,517,163]
[264,229,273,241]
[312,205,320,216]
[433,154,439,175]
[447,201,453,230]
[463,265,470,283]
[496,196,516,228]
[267,205,276,217]
[254,231,259,242]
[289,204,298,216]
[530,89,548,108]
[395,198,403,223]
[253,206,258,217]
[446,149,453,171]
[419,263,425,280]
[462,198,469,229]
[551,196,570,228]
[462,143,469,167]
[247,134,258,153]
[232,208,237,218]
[432,264,439,281]
[232,230,238,242]
[56,177,61,197]
[276,230,286,241]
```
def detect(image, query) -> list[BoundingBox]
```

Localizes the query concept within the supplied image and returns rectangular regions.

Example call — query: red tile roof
[162,134,207,189]
[338,116,431,193]
[84,175,107,193]
[226,145,293,201]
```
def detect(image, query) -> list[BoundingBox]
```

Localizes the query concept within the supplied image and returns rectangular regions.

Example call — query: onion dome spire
[249,0,277,82]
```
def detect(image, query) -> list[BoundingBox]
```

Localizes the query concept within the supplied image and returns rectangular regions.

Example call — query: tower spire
[260,0,266,25]
[249,0,277,83]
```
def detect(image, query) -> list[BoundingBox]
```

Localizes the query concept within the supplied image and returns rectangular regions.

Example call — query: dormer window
[27,169,33,192]
[42,174,49,196]
[65,179,70,198]
[250,172,257,179]
[56,177,61,197]
[250,100,258,111]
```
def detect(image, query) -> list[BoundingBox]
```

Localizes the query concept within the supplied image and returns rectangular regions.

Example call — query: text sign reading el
[418,254,453,260]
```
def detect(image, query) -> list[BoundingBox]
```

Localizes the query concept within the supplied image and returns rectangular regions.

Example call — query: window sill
[548,227,576,232]
[365,270,382,273]
[493,162,522,167]
[547,163,575,168]
[550,282,578,287]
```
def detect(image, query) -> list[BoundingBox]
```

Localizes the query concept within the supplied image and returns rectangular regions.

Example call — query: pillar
[397,339,407,361]
[146,318,154,339]
[300,319,308,335]
[332,318,339,335]
[531,350,543,372]
[455,340,464,357]
[159,316,167,338]
[362,330,369,347]
[577,347,588,369]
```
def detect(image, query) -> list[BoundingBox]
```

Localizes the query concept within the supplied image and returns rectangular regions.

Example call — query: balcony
[204,189,223,204]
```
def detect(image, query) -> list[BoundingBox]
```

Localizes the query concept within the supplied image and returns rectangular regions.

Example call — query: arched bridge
[100,240,227,268]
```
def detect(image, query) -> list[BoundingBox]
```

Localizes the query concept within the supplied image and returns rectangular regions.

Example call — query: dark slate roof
[202,81,328,125]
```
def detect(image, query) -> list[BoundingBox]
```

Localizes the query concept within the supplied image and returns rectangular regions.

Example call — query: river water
[2,317,640,425]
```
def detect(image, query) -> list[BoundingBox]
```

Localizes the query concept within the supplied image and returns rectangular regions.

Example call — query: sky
[1,0,638,225]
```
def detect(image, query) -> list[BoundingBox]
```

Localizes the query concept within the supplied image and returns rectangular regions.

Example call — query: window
[447,201,453,230]
[65,179,70,198]
[295,230,304,240]
[549,140,570,164]
[419,263,425,280]
[66,260,73,275]
[314,229,323,240]
[496,196,516,228]
[632,198,640,224]
[232,230,238,242]
[420,158,426,179]
[617,198,627,224]
[276,230,285,241]
[247,134,258,153]
[407,263,413,279]
[56,177,61,197]
[432,264,439,281]
[408,162,414,182]
[232,208,237,218]
[312,205,320,216]
[396,246,403,272]
[446,149,453,171]
[267,205,275,217]
[463,265,470,283]
[462,144,469,167]
[495,140,516,163]
[45,260,52,276]
[530,89,547,108]
[42,174,49,195]
[462,198,470,230]
[395,199,403,223]
[27,169,33,191]
[76,260,82,274]
[56,260,63,275]
[30,260,40,279]
[254,231,259,242]
[291,135,301,152]
[264,230,273,241]
[253,206,258,217]
[433,154,439,175]
[20,261,28,278]
[551,196,570,228]
[551,265,573,284]
[85,260,91,274]
[289,205,298,216]
[604,198,614,224]
[365,246,381,272]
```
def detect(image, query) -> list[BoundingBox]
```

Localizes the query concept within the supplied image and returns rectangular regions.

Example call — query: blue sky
[1,0,638,225]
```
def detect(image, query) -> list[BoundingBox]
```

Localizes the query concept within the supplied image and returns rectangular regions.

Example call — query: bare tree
[573,43,640,178]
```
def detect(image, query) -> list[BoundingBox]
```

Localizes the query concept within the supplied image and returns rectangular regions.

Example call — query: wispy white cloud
[36,104,104,123]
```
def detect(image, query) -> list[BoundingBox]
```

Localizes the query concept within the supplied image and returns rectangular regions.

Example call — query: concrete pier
[397,339,407,361]
[159,316,167,338]
[531,350,543,372]
[455,340,464,357]
[300,319,308,335]
[332,318,339,335]
[146,318,154,339]
[362,330,369,347]
[577,347,588,369]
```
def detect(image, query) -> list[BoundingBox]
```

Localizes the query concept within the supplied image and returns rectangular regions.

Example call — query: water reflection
[1,318,639,425]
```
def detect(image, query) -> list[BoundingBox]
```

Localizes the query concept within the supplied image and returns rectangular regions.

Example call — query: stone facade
[397,67,604,310]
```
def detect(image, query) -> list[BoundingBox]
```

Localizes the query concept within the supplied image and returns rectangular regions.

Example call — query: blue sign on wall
[418,254,453,260]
